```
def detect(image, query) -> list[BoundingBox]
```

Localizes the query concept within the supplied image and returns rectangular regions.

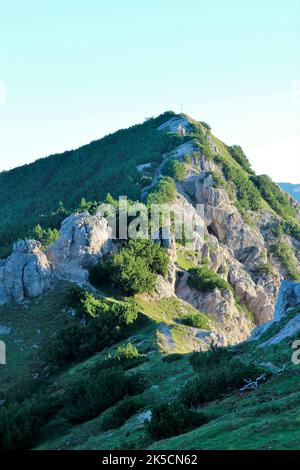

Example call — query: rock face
[0,240,53,304]
[250,281,300,346]
[176,271,253,345]
[194,174,265,259]
[0,211,112,304]
[177,168,282,324]
[273,280,300,321]
[46,211,112,283]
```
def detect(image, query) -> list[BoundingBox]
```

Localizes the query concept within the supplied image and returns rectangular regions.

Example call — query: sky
[0,0,300,182]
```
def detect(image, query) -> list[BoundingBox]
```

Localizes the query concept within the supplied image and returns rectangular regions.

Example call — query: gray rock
[259,315,300,347]
[250,280,300,343]
[0,240,53,304]
[274,280,300,321]
[176,271,253,345]
[46,211,112,283]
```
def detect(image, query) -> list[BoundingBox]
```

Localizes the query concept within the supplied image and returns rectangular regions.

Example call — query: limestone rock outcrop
[273,280,300,321]
[251,280,300,346]
[0,211,112,304]
[176,271,253,345]
[46,211,112,283]
[0,240,53,304]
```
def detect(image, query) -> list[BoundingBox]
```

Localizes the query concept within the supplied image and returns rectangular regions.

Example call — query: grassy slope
[1,280,300,450]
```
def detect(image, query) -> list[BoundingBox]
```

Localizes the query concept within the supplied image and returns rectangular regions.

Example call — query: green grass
[1,280,300,451]
[176,247,198,270]
[137,296,202,325]
[0,282,75,397]
[149,372,300,450]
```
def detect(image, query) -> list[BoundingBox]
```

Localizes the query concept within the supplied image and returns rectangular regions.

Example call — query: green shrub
[271,242,300,281]
[31,224,60,247]
[180,358,261,407]
[210,171,226,188]
[147,176,176,204]
[183,154,192,164]
[88,258,110,287]
[255,262,272,276]
[100,395,145,431]
[91,343,147,374]
[0,395,60,450]
[63,367,145,424]
[181,313,210,330]
[162,353,183,363]
[222,163,261,211]
[187,267,232,293]
[70,288,106,318]
[162,159,185,181]
[272,220,300,242]
[227,145,254,174]
[107,239,169,294]
[111,300,139,325]
[39,296,140,367]
[200,121,211,132]
[140,175,152,187]
[116,342,139,360]
[146,401,208,439]
[250,175,296,219]
[190,122,213,159]
[189,346,234,372]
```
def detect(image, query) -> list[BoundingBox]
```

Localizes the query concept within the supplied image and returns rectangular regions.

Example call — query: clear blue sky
[0,0,300,182]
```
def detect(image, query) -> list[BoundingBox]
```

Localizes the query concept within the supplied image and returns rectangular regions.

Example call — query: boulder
[0,240,53,304]
[46,211,112,283]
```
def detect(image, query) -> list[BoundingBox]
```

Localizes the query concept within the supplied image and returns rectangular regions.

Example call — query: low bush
[69,287,108,318]
[210,171,226,188]
[146,401,208,439]
[100,395,145,431]
[162,353,183,363]
[0,395,60,450]
[189,346,234,372]
[250,175,296,219]
[162,159,185,181]
[183,154,192,164]
[187,267,232,293]
[270,242,300,281]
[91,343,147,374]
[181,312,210,330]
[222,163,261,211]
[255,262,272,276]
[88,258,110,287]
[200,121,211,132]
[147,176,176,204]
[180,358,261,407]
[227,145,254,174]
[272,220,300,242]
[31,224,60,247]
[103,239,169,294]
[39,294,140,367]
[63,367,145,424]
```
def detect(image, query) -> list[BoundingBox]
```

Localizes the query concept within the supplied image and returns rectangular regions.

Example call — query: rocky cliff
[0,212,111,304]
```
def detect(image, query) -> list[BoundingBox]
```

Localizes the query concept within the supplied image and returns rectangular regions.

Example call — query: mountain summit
[0,112,300,450]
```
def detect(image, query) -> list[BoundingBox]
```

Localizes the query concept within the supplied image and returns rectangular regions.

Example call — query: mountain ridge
[0,111,300,450]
